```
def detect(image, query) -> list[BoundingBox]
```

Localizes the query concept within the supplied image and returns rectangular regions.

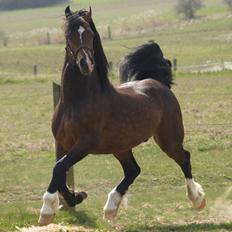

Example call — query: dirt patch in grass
[19,224,96,232]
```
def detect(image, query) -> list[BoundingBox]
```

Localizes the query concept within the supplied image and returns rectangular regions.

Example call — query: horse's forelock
[64,11,88,38]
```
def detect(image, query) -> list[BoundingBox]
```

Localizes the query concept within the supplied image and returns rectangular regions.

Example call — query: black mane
[89,16,109,91]
[119,41,173,88]
[64,10,109,91]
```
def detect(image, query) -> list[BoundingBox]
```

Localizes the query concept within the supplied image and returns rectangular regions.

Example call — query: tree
[224,0,232,11]
[176,0,203,19]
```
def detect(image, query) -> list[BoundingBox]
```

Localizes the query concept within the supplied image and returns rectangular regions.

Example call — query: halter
[65,44,93,63]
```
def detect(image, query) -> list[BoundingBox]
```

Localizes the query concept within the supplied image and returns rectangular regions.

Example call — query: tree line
[0,0,69,10]
[177,0,232,19]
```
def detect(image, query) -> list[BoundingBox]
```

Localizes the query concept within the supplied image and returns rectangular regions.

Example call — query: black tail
[119,41,173,88]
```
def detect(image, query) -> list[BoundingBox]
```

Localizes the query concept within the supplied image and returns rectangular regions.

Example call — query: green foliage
[176,0,203,19]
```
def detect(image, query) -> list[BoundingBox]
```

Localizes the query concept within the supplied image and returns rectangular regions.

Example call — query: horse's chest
[58,112,99,139]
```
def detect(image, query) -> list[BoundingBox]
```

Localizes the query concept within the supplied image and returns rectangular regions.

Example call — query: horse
[38,6,206,226]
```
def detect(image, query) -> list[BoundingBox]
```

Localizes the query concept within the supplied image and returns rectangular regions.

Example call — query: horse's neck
[60,60,103,106]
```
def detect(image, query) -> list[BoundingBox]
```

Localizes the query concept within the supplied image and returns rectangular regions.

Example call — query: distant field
[0,0,231,80]
[0,0,229,34]
[0,25,232,83]
[0,0,175,34]
[0,0,231,44]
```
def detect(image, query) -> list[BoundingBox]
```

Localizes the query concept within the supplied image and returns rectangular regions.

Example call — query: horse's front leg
[104,150,141,220]
[38,144,88,226]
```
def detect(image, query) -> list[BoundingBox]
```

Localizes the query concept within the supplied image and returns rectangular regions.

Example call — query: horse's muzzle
[78,57,94,76]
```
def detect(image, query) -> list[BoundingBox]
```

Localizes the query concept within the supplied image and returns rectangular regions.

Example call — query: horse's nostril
[79,58,89,73]
[80,58,86,66]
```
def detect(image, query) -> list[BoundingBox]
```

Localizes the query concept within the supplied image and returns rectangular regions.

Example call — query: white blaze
[77,25,94,72]
[78,25,85,44]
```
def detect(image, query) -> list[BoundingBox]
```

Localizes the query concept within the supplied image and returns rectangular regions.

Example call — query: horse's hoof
[192,194,206,209]
[190,192,206,209]
[75,191,88,204]
[104,209,118,220]
[186,179,206,210]
[38,214,55,226]
[197,197,206,209]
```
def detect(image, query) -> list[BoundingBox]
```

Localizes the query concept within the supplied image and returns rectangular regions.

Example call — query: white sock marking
[104,187,122,212]
[40,191,60,216]
[186,178,205,208]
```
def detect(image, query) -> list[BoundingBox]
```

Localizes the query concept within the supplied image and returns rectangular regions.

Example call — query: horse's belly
[92,123,154,154]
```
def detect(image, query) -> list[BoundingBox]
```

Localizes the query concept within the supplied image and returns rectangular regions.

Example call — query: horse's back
[117,78,176,103]
[117,78,183,131]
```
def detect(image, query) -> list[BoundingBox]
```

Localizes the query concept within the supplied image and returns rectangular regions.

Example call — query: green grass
[0,0,175,35]
[0,73,231,231]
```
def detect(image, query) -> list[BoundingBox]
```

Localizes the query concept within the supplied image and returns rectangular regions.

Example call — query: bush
[224,0,232,11]
[176,0,203,19]
[0,0,69,10]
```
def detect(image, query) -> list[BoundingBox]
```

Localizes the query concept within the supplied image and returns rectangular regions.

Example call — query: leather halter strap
[66,44,93,62]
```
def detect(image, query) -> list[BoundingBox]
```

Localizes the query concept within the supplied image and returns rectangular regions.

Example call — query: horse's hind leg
[181,150,205,209]
[153,121,206,209]
[104,150,141,220]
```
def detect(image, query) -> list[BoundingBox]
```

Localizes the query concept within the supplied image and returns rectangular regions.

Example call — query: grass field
[0,73,232,232]
[0,0,232,231]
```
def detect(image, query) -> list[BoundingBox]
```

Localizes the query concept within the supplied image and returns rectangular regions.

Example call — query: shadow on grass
[65,209,98,228]
[126,222,232,232]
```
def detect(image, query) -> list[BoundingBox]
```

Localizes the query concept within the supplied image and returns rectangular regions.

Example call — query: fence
[1,26,113,47]
[179,61,232,73]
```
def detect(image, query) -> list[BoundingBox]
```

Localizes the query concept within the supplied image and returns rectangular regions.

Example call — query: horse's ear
[166,59,172,68]
[65,6,72,18]
[89,6,92,17]
[84,6,92,22]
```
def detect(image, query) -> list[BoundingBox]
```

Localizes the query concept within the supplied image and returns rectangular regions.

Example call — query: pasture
[0,0,232,231]
[0,73,232,232]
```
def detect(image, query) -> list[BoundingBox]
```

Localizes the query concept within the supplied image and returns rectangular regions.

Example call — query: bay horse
[38,6,205,226]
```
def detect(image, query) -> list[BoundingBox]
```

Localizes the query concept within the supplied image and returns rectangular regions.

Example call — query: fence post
[33,65,37,76]
[107,26,112,40]
[47,32,51,45]
[3,37,8,47]
[221,58,225,71]
[52,82,75,208]
[173,58,177,71]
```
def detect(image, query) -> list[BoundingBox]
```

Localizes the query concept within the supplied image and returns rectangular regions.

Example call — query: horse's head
[64,6,95,76]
